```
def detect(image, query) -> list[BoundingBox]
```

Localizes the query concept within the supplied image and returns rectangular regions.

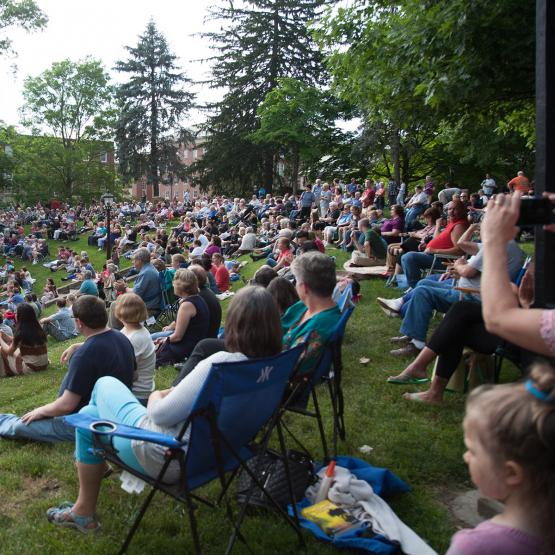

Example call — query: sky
[0,0,220,129]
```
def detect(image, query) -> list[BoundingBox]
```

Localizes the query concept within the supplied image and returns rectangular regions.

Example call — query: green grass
[6,230,132,316]
[0,236,531,554]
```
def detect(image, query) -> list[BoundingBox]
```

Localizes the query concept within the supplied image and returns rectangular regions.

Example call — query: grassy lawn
[0,235,531,554]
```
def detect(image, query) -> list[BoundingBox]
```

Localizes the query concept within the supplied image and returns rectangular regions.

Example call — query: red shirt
[427,219,468,251]
[211,265,230,292]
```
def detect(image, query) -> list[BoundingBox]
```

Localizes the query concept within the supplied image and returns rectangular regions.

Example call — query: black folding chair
[282,306,355,460]
[64,344,307,555]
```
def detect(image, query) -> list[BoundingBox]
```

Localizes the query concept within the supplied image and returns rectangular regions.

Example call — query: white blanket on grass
[306,465,437,555]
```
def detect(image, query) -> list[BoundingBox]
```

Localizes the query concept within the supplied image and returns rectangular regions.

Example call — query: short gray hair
[132,248,151,264]
[83,270,93,280]
[291,251,336,298]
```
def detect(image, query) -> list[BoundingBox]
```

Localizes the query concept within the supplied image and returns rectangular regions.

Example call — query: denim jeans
[76,376,146,472]
[150,330,172,340]
[400,280,478,342]
[399,275,448,318]
[401,251,444,288]
[0,413,75,443]
[405,204,427,230]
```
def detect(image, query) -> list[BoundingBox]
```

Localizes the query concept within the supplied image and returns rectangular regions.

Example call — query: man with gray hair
[129,248,161,313]
[109,248,161,330]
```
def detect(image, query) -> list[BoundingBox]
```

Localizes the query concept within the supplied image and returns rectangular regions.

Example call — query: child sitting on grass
[447,362,554,555]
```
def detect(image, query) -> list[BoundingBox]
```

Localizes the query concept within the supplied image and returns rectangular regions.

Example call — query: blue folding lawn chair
[283,306,355,460]
[64,344,307,555]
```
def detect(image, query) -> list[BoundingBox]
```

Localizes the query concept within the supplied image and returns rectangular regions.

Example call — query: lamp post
[101,192,115,260]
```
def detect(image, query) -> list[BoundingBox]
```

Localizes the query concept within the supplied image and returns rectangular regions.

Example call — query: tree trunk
[150,64,159,198]
[262,5,281,195]
[401,146,410,186]
[291,146,300,195]
[392,126,401,186]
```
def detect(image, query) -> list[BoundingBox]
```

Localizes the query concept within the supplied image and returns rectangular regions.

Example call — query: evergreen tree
[195,0,326,195]
[115,20,194,196]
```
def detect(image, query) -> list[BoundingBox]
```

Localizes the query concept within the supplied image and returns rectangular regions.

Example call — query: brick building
[131,138,206,201]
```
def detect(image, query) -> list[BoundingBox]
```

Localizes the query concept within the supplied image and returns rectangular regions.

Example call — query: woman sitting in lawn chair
[46,286,284,533]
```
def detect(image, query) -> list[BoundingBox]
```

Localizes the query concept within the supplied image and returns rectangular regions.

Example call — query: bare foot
[402,391,442,405]
[388,367,428,381]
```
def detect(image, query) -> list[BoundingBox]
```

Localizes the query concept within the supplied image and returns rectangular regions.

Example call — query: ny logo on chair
[256,365,274,383]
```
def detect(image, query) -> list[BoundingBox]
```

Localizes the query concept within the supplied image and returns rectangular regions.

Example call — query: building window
[99,152,108,163]
[165,190,170,199]
[183,149,189,159]
[192,149,198,159]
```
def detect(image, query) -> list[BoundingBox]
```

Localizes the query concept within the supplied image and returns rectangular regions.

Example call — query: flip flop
[387,375,430,385]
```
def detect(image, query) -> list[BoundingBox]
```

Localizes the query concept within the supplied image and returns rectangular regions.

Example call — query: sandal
[387,375,430,385]
[47,504,100,534]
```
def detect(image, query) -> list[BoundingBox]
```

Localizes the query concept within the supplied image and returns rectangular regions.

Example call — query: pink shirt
[540,309,555,356]
[446,521,543,555]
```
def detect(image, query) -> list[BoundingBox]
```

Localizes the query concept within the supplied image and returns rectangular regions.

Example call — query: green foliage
[194,0,327,195]
[114,20,194,191]
[0,0,47,55]
[5,132,115,204]
[315,0,536,186]
[21,58,114,142]
[250,78,352,189]
[16,58,115,200]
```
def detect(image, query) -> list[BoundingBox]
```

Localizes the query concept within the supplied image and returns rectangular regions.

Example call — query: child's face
[463,416,507,501]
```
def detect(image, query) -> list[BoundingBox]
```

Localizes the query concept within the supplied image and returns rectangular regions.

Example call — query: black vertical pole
[534,0,555,307]
[106,206,112,261]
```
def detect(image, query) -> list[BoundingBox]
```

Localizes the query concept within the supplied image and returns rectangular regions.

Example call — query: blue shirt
[133,262,161,310]
[300,191,316,208]
[79,279,98,296]
[59,330,135,409]
[49,307,78,338]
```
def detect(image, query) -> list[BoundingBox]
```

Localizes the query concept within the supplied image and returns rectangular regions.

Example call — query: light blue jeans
[150,330,172,340]
[76,376,146,473]
[0,413,75,443]
[400,280,478,342]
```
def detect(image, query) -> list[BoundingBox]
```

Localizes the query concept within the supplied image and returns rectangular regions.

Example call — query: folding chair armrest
[64,413,185,449]
[434,254,459,260]
[454,286,481,296]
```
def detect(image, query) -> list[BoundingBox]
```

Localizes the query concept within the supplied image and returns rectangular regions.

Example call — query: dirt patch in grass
[0,476,62,520]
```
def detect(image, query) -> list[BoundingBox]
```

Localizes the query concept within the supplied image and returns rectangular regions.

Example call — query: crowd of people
[0,169,553,554]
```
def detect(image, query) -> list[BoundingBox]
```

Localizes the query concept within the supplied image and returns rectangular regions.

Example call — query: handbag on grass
[237,449,315,510]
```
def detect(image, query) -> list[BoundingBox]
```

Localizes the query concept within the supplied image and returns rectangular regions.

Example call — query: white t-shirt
[133,350,248,481]
[239,233,257,251]
[121,326,156,399]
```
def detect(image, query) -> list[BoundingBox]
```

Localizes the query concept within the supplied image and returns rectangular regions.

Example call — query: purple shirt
[380,216,404,233]
[447,521,543,555]
[204,244,221,257]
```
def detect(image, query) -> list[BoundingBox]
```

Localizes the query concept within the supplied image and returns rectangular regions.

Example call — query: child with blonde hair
[447,362,555,554]
[114,293,156,405]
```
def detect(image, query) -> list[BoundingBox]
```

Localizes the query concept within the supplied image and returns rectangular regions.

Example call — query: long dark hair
[13,303,47,347]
